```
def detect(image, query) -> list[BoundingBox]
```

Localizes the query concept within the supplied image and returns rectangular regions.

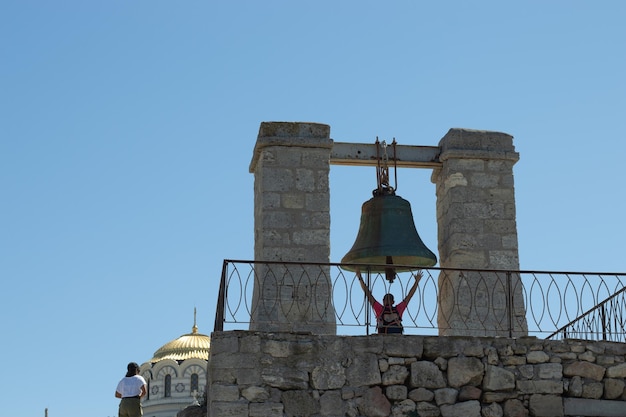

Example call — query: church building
[139,314,210,417]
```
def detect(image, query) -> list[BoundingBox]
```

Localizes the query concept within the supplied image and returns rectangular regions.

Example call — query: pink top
[372,300,408,318]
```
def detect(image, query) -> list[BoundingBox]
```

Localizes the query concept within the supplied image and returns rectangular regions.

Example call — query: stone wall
[207,331,626,417]
[433,128,527,337]
[248,122,336,334]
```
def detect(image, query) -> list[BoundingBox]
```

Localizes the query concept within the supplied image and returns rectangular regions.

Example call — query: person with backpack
[356,267,423,334]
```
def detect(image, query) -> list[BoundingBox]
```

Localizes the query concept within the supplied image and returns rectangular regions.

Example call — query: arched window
[190,373,199,394]
[164,374,171,398]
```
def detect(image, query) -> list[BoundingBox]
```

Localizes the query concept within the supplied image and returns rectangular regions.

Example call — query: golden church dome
[150,320,210,363]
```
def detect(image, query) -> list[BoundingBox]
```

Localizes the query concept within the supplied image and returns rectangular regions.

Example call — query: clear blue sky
[1,2,624,416]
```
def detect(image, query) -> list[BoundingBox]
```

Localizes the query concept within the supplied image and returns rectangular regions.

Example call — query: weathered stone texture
[358,386,391,417]
[447,356,483,387]
[440,400,481,417]
[434,128,528,337]
[482,402,503,417]
[484,365,515,391]
[282,390,320,417]
[250,122,335,334]
[207,331,626,417]
[563,360,606,381]
[529,394,563,417]
[411,361,446,389]
[176,405,205,417]
[606,362,626,378]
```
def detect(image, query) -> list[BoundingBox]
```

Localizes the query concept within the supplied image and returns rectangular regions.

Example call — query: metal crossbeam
[330,142,441,168]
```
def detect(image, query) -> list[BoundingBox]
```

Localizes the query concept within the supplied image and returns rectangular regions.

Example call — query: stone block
[382,365,409,385]
[282,192,305,209]
[485,219,517,235]
[408,387,434,402]
[449,158,485,171]
[516,380,563,394]
[518,365,533,379]
[259,192,281,209]
[527,351,550,364]
[579,350,596,362]
[302,149,332,168]
[305,192,330,211]
[416,401,440,417]
[388,357,405,365]
[257,121,331,139]
[604,378,626,400]
[261,168,295,192]
[606,362,626,378]
[210,383,239,402]
[263,340,294,357]
[239,334,261,353]
[435,387,458,405]
[458,385,482,401]
[563,361,606,381]
[582,382,604,399]
[262,210,295,229]
[261,365,309,389]
[482,402,503,417]
[440,400,481,417]
[392,399,417,415]
[447,356,484,387]
[236,367,261,385]
[604,342,626,356]
[282,390,320,417]
[211,352,258,370]
[209,400,249,417]
[443,172,469,190]
[209,368,235,384]
[301,211,330,228]
[357,386,391,417]
[350,336,384,353]
[501,355,526,366]
[311,361,346,390]
[209,333,240,355]
[423,336,485,359]
[385,385,408,401]
[568,375,583,397]
[410,361,446,388]
[564,397,626,416]
[383,335,423,357]
[346,353,382,386]
[483,365,515,391]
[319,390,345,416]
[241,386,270,402]
[597,355,616,366]
[528,394,563,417]
[502,399,527,417]
[249,402,284,417]
[469,172,501,188]
[292,229,329,246]
[482,392,518,402]
[537,363,562,379]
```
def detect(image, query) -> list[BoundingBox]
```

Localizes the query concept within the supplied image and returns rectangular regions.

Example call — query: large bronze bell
[341,188,437,279]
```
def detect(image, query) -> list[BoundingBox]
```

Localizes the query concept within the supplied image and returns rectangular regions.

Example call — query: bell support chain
[330,142,441,168]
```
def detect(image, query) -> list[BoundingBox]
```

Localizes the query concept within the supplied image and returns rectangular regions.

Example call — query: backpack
[377,305,403,334]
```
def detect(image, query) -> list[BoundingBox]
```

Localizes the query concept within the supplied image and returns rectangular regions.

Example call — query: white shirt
[116,375,147,397]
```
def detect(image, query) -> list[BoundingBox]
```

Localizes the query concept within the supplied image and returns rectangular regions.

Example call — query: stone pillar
[432,128,528,337]
[248,122,336,334]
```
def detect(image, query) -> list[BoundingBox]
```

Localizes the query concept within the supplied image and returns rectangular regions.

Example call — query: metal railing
[547,285,626,342]
[214,260,626,341]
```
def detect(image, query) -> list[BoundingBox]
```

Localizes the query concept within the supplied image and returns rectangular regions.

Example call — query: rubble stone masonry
[207,332,626,417]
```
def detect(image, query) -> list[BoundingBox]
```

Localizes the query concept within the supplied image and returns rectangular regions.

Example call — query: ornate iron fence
[547,285,626,342]
[214,260,626,341]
